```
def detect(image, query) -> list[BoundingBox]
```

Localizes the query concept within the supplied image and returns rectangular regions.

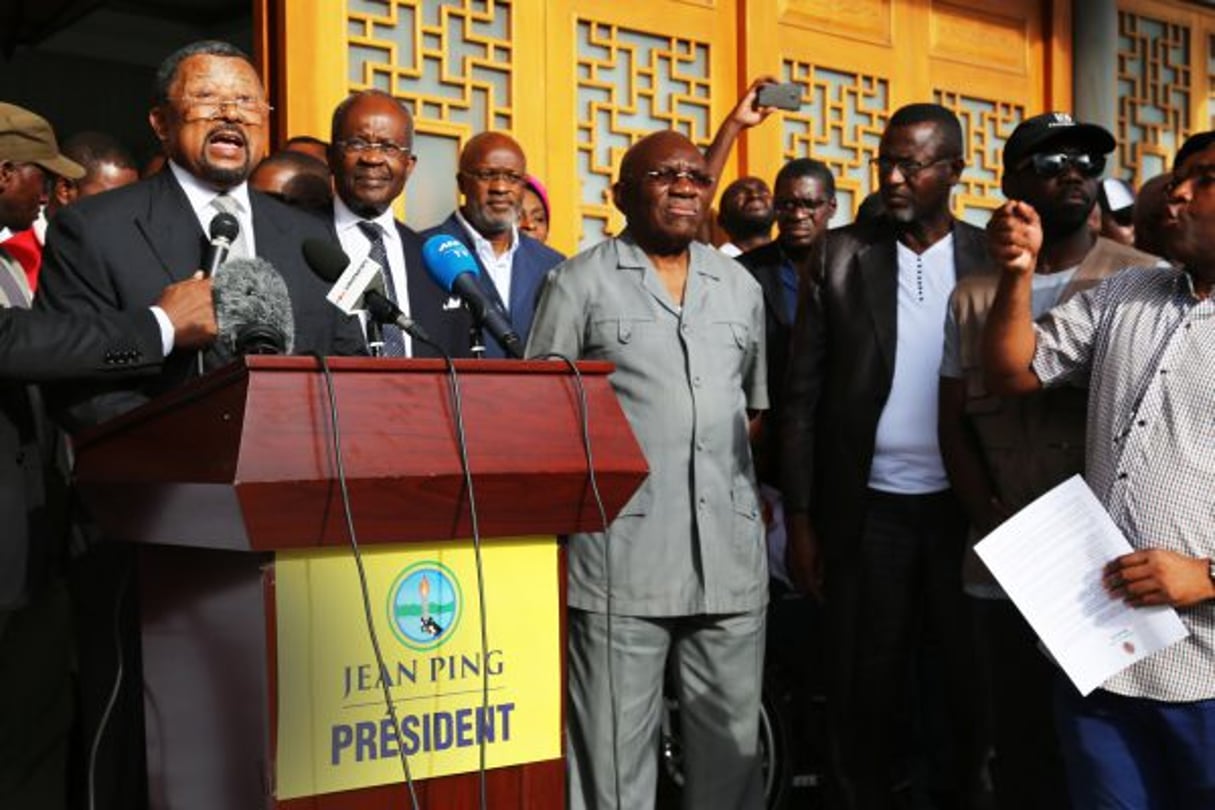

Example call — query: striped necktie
[0,249,31,308]
[210,193,250,258]
[357,220,407,357]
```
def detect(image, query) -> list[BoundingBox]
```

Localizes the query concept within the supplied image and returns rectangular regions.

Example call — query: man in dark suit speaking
[0,106,217,808]
[31,40,364,810]
[36,39,365,430]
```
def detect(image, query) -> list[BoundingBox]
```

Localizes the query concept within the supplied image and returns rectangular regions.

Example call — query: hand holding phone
[754,82,802,111]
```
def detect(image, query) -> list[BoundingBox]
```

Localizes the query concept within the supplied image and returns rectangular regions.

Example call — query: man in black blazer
[1,99,220,810]
[421,131,564,357]
[31,40,363,810]
[36,41,365,430]
[736,157,836,484]
[781,104,988,809]
[327,89,471,357]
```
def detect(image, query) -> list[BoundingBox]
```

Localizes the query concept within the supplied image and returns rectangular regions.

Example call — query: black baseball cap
[1003,112,1116,170]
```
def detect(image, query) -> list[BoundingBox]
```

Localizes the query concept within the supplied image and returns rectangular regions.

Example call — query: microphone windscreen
[301,238,350,283]
[422,235,479,293]
[213,256,295,363]
[209,211,240,243]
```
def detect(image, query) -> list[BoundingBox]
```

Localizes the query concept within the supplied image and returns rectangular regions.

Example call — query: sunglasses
[1026,152,1105,178]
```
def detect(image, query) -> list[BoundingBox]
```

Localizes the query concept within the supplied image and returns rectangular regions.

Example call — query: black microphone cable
[432,345,492,810]
[533,352,616,810]
[312,352,421,810]
[376,323,495,810]
[87,556,133,810]
[314,337,496,810]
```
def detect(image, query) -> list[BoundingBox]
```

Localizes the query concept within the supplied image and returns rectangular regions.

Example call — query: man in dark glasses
[981,128,1215,810]
[938,111,1160,810]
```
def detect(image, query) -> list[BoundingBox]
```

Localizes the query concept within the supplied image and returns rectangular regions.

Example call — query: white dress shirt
[455,208,518,310]
[168,161,257,257]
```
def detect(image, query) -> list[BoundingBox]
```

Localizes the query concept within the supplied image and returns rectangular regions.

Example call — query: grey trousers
[566,607,766,810]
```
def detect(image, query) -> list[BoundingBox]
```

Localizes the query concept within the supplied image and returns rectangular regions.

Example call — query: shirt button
[693,376,702,387]
[681,323,690,334]
[1137,420,1146,427]
[1117,472,1128,480]
[696,441,705,451]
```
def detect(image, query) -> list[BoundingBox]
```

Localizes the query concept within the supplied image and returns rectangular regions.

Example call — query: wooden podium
[71,356,648,810]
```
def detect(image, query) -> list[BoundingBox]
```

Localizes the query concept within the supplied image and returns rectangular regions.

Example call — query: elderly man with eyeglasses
[422,131,564,357]
[36,39,364,429]
[325,89,472,358]
[527,130,768,810]
[33,40,366,810]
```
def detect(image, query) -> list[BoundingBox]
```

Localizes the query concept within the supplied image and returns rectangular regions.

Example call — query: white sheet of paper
[974,475,1188,696]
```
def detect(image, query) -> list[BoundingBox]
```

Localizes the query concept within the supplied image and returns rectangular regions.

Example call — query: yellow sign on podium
[274,537,561,800]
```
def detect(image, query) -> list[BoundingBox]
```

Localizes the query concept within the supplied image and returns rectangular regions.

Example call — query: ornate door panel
[271,0,737,255]
[1116,0,1215,183]
[542,1,738,250]
[741,0,1068,225]
[276,0,546,236]
[266,0,1074,253]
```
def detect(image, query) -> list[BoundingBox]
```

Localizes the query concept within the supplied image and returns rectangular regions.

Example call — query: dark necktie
[356,220,407,357]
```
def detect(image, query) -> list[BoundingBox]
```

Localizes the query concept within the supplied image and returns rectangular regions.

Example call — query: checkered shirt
[1032,265,1215,702]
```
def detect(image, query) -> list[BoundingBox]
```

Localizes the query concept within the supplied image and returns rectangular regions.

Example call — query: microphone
[421,235,523,359]
[211,256,294,365]
[202,212,240,277]
[300,238,431,344]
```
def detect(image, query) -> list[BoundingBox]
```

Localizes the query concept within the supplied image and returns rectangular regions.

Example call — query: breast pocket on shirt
[588,315,655,359]
[711,320,751,367]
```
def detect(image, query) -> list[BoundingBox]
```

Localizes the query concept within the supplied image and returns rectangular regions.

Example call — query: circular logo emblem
[387,562,462,651]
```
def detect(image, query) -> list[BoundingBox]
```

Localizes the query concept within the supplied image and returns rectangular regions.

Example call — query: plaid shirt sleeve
[1031,281,1106,387]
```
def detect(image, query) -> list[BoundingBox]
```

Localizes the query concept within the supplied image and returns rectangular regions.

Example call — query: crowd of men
[0,36,1211,810]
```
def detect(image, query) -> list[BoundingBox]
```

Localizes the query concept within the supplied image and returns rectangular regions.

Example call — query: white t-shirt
[868,234,956,494]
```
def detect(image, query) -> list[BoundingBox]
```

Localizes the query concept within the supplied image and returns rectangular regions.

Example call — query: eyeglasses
[774,196,832,215]
[170,95,272,125]
[870,156,955,179]
[461,169,526,186]
[337,138,412,158]
[643,167,715,189]
[1025,152,1105,179]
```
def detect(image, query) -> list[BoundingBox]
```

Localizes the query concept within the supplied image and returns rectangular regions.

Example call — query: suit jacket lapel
[249,190,295,274]
[758,250,793,329]
[399,222,448,327]
[133,170,206,283]
[858,237,897,374]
